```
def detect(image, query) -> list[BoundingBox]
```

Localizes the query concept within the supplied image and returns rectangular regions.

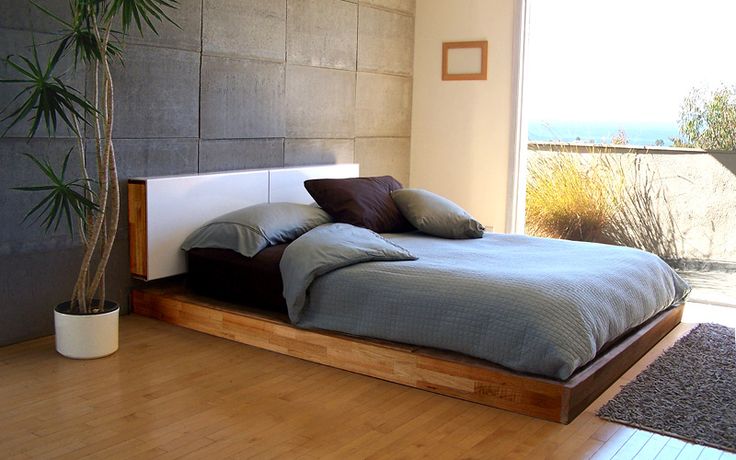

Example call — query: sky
[525,0,736,125]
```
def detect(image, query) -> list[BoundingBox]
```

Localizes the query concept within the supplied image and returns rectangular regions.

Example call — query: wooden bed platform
[131,282,683,424]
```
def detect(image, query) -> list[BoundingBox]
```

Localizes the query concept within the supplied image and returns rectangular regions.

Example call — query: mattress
[187,244,287,313]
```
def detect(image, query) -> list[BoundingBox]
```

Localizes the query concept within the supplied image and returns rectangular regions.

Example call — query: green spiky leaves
[32,1,123,65]
[107,0,180,36]
[0,44,97,137]
[13,150,99,235]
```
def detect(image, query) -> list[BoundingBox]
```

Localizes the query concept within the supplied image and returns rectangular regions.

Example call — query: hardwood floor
[1,302,734,460]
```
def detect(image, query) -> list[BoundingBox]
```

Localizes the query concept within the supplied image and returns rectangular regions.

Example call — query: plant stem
[85,14,118,309]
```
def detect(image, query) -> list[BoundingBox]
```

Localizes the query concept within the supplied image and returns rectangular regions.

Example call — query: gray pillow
[391,188,485,239]
[181,202,332,257]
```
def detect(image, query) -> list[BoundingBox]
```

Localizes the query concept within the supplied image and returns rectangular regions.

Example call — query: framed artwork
[442,40,488,81]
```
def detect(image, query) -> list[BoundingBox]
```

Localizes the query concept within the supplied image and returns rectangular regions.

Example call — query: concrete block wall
[0,0,415,345]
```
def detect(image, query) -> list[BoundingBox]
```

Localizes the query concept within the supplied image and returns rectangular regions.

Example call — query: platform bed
[131,281,683,424]
[128,165,684,423]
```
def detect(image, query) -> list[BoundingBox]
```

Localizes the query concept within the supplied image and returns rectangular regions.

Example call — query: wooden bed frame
[131,281,683,424]
[127,165,684,424]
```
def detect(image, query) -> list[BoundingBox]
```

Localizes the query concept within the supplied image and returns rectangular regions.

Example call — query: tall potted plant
[1,0,177,358]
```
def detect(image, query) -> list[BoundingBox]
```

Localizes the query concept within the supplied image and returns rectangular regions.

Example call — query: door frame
[505,0,530,234]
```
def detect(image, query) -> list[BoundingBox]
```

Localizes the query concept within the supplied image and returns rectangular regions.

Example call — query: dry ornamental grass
[525,150,682,263]
[525,153,616,243]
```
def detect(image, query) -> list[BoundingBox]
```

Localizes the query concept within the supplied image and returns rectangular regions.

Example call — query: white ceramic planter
[54,302,119,359]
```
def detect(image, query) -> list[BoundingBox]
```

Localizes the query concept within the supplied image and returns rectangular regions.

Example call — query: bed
[128,164,689,423]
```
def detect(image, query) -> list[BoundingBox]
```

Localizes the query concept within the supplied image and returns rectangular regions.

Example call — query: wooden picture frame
[442,40,488,81]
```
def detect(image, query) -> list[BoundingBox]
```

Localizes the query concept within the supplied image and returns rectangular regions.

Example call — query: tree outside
[673,85,736,151]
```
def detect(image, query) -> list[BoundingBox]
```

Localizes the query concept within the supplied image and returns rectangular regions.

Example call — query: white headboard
[128,163,359,280]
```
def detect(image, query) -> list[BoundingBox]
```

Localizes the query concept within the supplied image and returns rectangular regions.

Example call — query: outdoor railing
[527,142,730,156]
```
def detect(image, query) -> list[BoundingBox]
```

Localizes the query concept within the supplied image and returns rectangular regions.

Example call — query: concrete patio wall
[0,0,416,345]
[528,149,736,264]
[651,152,736,263]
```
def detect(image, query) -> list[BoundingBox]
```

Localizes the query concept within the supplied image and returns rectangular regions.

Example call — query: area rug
[597,323,736,453]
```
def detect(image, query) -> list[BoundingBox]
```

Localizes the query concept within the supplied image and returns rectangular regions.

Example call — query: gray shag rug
[597,323,736,453]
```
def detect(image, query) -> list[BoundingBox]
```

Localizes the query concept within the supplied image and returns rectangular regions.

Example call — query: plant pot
[54,301,119,359]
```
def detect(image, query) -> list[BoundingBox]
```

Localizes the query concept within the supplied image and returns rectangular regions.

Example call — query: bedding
[391,188,485,239]
[281,223,417,318]
[280,229,690,380]
[181,202,331,257]
[188,245,288,313]
[304,176,413,233]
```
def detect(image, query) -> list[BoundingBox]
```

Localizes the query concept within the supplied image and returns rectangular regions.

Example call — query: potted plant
[1,0,178,358]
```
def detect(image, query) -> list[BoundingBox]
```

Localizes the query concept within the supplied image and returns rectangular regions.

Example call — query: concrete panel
[200,56,285,139]
[99,236,132,315]
[360,0,415,15]
[357,6,414,76]
[0,0,199,50]
[0,245,82,345]
[284,138,354,166]
[355,72,412,137]
[287,0,357,71]
[203,0,286,61]
[112,138,199,179]
[110,45,199,138]
[0,0,72,33]
[0,138,79,254]
[286,65,355,138]
[355,137,410,185]
[199,138,284,173]
[121,0,202,52]
[0,28,85,138]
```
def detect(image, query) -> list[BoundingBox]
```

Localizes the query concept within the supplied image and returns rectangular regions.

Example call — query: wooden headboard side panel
[128,180,148,278]
[129,164,359,281]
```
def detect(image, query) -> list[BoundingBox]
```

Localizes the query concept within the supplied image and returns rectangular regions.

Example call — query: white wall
[410,0,523,232]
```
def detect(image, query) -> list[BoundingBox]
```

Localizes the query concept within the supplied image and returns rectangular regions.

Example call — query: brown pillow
[304,176,414,233]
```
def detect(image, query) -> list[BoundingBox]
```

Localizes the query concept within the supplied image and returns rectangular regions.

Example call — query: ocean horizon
[528,120,680,146]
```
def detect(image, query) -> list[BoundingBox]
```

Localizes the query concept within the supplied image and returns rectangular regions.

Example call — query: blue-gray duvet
[280,228,690,380]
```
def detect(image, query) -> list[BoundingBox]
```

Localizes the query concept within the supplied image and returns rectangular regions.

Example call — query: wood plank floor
[1,302,734,460]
